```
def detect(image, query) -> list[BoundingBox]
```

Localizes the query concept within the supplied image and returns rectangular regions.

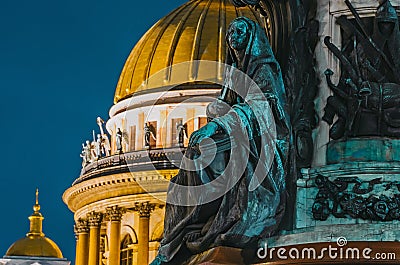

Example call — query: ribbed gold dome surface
[6,236,63,258]
[114,0,264,103]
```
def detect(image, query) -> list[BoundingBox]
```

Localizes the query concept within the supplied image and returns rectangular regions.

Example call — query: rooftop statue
[95,134,102,159]
[176,120,187,147]
[80,142,90,167]
[323,0,400,139]
[116,128,123,154]
[151,17,291,265]
[96,117,111,157]
[144,122,157,149]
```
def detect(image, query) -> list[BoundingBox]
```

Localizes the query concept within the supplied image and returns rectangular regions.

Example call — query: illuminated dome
[5,190,63,259]
[6,237,63,258]
[114,0,265,103]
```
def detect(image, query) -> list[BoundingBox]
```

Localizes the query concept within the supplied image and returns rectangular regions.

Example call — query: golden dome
[5,189,64,259]
[6,236,63,258]
[114,0,264,103]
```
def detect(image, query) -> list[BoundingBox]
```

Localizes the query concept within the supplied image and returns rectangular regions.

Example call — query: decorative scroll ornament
[312,175,400,221]
[229,0,319,234]
[231,0,319,168]
[283,0,319,169]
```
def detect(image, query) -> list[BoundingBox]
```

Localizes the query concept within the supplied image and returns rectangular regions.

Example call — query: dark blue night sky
[0,0,187,262]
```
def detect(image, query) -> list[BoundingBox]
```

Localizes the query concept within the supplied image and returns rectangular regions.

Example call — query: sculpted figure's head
[225,17,277,69]
[227,19,250,51]
[376,0,398,37]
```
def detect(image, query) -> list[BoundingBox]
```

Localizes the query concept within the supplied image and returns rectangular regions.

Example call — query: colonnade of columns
[74,202,156,265]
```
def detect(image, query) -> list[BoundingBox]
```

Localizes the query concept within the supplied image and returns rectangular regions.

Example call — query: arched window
[120,235,134,265]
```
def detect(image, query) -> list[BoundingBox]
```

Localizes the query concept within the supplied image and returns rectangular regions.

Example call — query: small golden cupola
[5,189,64,259]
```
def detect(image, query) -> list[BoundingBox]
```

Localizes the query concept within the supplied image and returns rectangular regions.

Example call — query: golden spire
[33,188,40,212]
[27,188,45,237]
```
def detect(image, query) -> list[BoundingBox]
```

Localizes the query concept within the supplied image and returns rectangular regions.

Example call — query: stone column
[74,219,89,265]
[133,202,156,265]
[106,206,125,265]
[74,232,78,264]
[185,108,195,146]
[87,211,103,265]
[138,112,145,149]
[159,110,168,148]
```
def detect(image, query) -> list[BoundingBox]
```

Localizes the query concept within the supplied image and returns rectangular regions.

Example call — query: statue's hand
[206,99,231,119]
[188,122,219,148]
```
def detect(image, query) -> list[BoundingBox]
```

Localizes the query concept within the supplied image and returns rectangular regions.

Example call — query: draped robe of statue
[152,17,291,264]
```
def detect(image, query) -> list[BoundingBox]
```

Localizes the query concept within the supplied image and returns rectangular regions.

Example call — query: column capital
[74,218,89,234]
[87,211,103,227]
[105,205,126,222]
[132,202,156,218]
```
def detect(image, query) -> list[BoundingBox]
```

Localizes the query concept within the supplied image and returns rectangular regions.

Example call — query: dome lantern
[5,189,64,259]
[27,188,45,237]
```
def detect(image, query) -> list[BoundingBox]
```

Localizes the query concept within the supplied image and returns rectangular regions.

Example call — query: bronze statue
[151,17,291,265]
[323,0,400,139]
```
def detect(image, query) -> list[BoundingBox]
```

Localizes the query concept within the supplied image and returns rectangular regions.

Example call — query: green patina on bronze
[327,138,400,164]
